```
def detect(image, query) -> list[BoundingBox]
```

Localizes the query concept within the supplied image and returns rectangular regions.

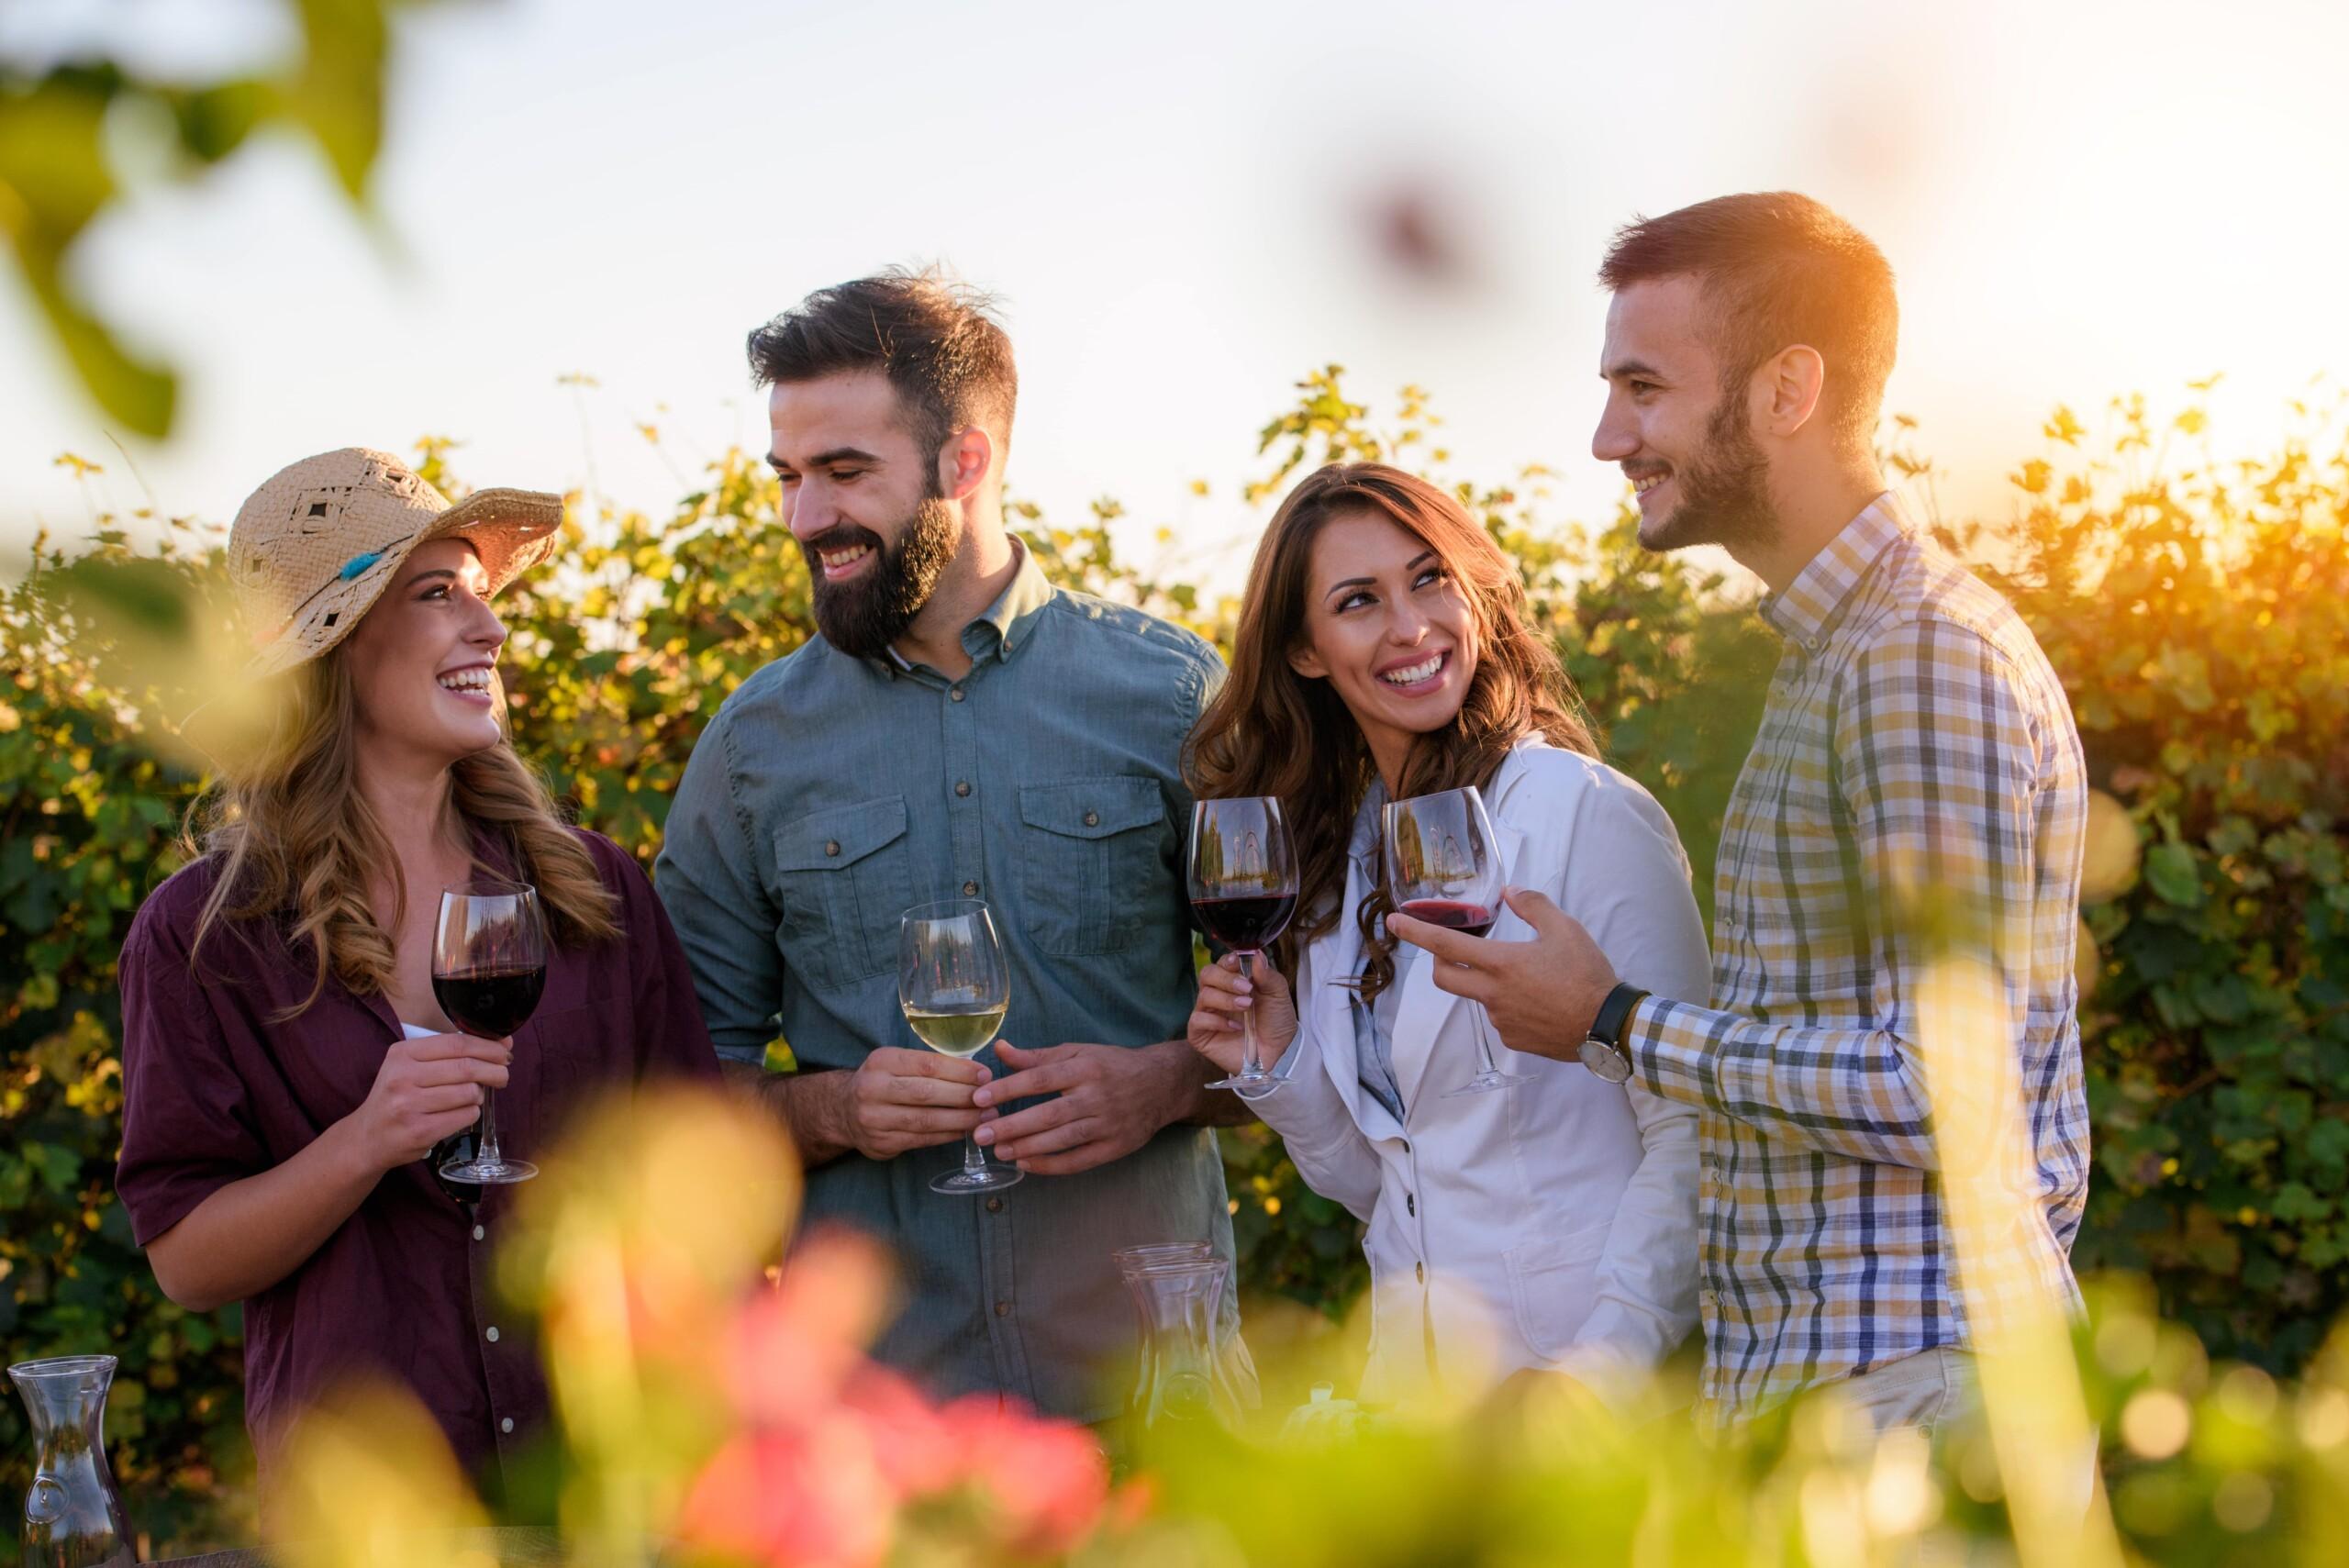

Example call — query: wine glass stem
[1474,1005,1503,1075]
[963,1130,988,1178]
[477,1090,504,1167]
[1239,950,1263,1078]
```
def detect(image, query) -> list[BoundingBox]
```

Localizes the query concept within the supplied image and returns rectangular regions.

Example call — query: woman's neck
[354,743,464,866]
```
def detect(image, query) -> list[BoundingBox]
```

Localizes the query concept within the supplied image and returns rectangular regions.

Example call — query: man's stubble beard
[1639,384,1777,555]
[805,496,962,660]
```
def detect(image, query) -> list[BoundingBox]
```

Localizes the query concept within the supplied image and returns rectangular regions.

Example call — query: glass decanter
[11,1356,134,1568]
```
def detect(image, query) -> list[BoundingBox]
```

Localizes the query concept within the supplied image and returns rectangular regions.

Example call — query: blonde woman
[114,450,718,1510]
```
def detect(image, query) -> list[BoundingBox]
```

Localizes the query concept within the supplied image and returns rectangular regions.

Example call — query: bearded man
[655,269,1251,1420]
[1390,195,2091,1438]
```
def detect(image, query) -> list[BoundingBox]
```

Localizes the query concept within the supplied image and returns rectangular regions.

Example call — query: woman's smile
[1373,647,1455,696]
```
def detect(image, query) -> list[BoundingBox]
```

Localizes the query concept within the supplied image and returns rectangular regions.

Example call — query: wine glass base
[1205,1073,1282,1098]
[440,1156,539,1184]
[932,1164,1023,1195]
[1441,1070,1533,1099]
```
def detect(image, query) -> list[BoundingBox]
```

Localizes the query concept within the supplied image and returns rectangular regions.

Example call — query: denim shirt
[653,541,1236,1421]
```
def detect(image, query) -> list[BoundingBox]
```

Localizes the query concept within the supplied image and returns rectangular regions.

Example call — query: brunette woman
[1185,462,1709,1408]
[115,450,718,1509]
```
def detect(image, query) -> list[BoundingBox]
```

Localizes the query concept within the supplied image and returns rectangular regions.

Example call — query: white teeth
[437,668,493,693]
[1380,654,1444,686]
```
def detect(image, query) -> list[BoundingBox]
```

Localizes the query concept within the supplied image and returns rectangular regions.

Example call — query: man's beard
[1638,386,1775,553]
[803,498,960,659]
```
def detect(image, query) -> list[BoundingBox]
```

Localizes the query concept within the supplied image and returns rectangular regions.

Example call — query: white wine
[903,1003,1007,1057]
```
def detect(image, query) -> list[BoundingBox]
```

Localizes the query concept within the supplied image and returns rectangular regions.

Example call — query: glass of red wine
[432,878,548,1185]
[1188,796,1299,1097]
[1384,784,1531,1096]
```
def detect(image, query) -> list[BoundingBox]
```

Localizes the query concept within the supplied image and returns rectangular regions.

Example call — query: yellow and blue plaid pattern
[1629,494,2091,1424]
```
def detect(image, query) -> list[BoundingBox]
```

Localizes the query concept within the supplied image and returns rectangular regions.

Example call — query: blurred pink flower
[936,1395,1111,1558]
[728,1229,894,1425]
[677,1415,895,1568]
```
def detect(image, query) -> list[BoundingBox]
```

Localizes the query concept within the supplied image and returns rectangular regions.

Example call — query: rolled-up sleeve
[652,706,785,1065]
[115,911,269,1247]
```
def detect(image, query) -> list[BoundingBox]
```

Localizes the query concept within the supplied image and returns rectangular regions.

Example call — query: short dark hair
[1599,192,1898,450]
[746,266,1018,471]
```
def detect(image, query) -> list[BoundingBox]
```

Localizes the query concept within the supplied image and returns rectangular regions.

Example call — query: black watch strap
[1590,983,1650,1050]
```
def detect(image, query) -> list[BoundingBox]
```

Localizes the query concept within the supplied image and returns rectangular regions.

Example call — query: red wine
[432,964,546,1040]
[1397,898,1495,939]
[1192,893,1297,953]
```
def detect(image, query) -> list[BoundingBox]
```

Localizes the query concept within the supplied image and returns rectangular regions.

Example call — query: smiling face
[1591,275,1775,553]
[340,537,508,769]
[1288,508,1480,779]
[767,370,961,659]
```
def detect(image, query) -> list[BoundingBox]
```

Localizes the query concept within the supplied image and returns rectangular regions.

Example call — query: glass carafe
[11,1356,134,1568]
[1119,1258,1245,1429]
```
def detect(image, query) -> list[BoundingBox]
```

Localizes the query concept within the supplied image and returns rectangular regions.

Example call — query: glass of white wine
[898,898,1020,1195]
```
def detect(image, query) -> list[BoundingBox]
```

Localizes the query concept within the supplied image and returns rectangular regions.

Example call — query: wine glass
[1187,797,1299,1096]
[899,899,1020,1195]
[433,879,549,1184]
[1384,785,1531,1096]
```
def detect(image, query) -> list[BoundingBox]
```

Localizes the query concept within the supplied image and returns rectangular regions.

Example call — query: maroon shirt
[115,828,718,1505]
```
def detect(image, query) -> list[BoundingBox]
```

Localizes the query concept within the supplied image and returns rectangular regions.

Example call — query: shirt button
[994,1300,1010,1318]
[963,880,979,896]
[500,1418,514,1434]
[1083,810,1099,828]
[951,686,966,702]
[485,1327,500,1342]
[1415,1262,1425,1284]
[986,1197,1003,1213]
[824,840,841,857]
[1407,1193,1416,1216]
[955,780,971,797]
[472,1224,485,1241]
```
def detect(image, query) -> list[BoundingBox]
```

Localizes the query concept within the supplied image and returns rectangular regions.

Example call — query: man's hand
[1385,886,1618,1063]
[972,1040,1193,1176]
[840,1046,995,1162]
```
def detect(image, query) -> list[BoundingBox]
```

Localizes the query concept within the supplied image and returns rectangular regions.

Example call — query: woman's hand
[348,1031,511,1170]
[1186,952,1299,1075]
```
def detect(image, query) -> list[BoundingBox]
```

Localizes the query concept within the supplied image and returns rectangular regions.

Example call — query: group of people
[113,189,2091,1514]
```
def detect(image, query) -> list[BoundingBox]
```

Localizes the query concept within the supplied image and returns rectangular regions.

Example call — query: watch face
[1579,1036,1632,1084]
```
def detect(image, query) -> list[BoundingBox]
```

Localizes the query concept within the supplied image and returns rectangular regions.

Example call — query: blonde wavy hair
[186,648,619,1016]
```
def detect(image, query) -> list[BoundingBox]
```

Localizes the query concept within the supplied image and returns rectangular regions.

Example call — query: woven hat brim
[241,487,567,680]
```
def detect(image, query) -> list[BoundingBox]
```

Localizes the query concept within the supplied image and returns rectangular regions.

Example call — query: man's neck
[1730,462,1889,596]
[891,517,1019,680]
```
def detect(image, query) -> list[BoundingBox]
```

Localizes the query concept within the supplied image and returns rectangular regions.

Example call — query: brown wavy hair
[1186,463,1598,1000]
[185,647,619,1017]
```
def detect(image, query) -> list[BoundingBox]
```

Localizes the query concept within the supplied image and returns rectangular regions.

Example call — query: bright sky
[5,0,2346,588]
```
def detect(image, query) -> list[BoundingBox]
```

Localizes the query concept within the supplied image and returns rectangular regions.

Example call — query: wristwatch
[1578,983,1648,1084]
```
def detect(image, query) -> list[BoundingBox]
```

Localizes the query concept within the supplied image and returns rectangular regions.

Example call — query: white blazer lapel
[1304,853,1371,1125]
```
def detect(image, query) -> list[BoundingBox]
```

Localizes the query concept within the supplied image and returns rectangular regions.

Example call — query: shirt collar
[1346,779,1390,868]
[1758,491,1914,653]
[877,536,1055,678]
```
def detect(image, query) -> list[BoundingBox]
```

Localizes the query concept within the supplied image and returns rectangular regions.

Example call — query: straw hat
[228,448,565,677]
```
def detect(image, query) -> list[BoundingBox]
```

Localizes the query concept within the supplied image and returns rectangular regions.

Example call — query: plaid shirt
[1628,494,2091,1424]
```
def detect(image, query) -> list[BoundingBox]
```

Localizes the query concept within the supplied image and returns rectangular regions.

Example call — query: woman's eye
[1337,591,1373,613]
[1415,568,1445,590]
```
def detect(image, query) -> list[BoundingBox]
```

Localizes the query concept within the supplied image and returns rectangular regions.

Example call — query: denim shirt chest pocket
[773,795,914,990]
[1016,775,1167,957]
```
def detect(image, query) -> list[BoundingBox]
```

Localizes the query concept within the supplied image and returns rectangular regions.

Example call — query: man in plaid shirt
[1388,192,2089,1429]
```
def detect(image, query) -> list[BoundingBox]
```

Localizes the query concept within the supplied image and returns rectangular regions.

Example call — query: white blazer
[1254,737,1712,1408]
